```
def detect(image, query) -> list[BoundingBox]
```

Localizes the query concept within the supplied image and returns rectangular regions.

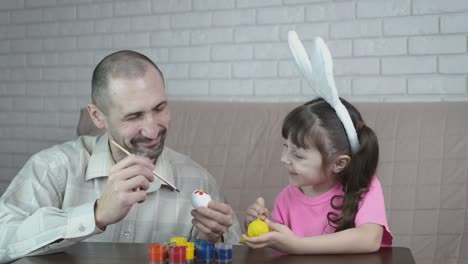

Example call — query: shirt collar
[85,134,113,181]
[85,134,175,194]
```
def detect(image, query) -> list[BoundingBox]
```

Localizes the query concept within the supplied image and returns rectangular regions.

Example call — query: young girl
[242,32,392,254]
[242,97,393,254]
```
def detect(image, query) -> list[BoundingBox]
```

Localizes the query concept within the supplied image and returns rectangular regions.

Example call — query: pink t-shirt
[271,176,393,246]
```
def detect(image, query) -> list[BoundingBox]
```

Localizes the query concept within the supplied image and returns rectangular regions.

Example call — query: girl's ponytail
[329,101,379,232]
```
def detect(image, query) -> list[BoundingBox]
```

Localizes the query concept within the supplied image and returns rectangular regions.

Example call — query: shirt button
[79,225,85,232]
[124,231,130,237]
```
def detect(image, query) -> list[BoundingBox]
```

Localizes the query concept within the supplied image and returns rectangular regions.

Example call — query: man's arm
[0,202,102,262]
[0,156,102,263]
[189,170,242,244]
[191,201,242,243]
[0,151,156,263]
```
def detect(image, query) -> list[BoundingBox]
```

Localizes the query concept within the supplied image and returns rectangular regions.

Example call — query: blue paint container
[195,240,214,263]
[214,243,233,263]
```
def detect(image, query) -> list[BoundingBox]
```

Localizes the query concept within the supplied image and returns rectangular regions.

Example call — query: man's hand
[191,201,234,243]
[94,155,155,229]
[244,197,269,229]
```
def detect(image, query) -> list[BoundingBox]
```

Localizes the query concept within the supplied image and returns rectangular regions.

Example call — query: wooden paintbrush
[110,140,181,193]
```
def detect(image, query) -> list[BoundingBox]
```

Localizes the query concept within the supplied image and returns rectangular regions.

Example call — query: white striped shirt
[0,134,241,263]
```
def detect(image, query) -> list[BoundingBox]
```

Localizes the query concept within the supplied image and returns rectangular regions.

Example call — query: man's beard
[128,128,167,160]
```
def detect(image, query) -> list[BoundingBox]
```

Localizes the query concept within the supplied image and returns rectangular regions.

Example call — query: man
[0,50,241,263]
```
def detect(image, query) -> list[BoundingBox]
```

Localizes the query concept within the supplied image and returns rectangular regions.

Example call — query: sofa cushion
[78,100,468,263]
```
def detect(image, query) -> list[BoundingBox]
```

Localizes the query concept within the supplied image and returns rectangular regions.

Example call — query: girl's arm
[242,220,383,254]
[295,223,383,254]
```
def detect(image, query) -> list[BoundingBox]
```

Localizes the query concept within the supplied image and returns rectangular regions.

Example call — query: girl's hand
[244,197,269,229]
[242,219,299,254]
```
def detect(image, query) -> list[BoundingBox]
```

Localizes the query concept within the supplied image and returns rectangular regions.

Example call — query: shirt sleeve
[0,153,102,263]
[354,177,393,246]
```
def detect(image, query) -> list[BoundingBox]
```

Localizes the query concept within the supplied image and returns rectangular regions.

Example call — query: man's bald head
[91,50,164,114]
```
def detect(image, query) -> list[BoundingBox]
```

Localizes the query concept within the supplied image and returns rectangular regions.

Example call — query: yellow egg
[247,219,269,237]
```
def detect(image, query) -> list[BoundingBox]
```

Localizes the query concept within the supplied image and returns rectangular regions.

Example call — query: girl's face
[280,137,337,196]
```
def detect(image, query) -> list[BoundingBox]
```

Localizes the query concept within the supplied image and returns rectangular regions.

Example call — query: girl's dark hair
[281,97,379,232]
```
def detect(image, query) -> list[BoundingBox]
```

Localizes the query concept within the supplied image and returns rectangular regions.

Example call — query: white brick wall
[0,0,468,207]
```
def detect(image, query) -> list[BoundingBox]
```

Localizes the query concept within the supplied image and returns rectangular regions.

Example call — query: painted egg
[247,219,269,237]
[191,189,212,208]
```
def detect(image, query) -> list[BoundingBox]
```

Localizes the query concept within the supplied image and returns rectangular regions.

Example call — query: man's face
[104,67,170,162]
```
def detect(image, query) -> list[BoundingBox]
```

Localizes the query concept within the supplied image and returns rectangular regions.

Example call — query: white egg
[191,189,212,208]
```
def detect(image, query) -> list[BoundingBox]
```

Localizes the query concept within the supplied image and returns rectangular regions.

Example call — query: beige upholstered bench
[78,100,468,264]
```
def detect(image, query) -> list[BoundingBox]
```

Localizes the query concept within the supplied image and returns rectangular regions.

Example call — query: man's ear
[87,104,106,129]
[332,155,351,173]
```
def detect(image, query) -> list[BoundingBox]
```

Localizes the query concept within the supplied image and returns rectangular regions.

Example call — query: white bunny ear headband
[287,30,359,154]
